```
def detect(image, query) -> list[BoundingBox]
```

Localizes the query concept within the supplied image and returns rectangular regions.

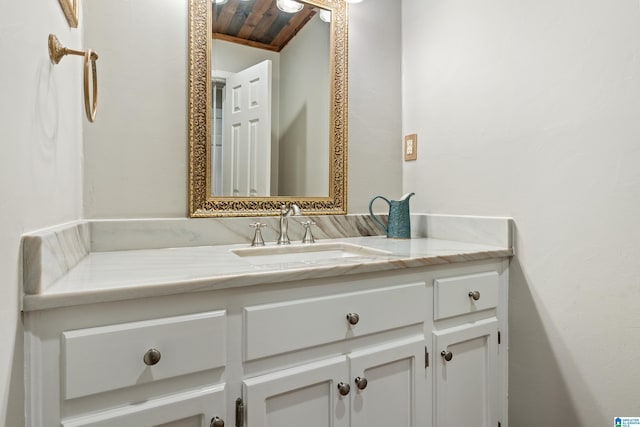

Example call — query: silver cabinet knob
[355,376,368,390]
[210,416,225,427]
[468,290,481,301]
[143,348,161,366]
[346,313,360,325]
[441,350,453,362]
[337,382,351,396]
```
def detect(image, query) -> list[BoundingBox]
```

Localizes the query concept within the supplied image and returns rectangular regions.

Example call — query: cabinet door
[61,384,226,427]
[349,336,429,427]
[434,319,498,427]
[243,356,350,427]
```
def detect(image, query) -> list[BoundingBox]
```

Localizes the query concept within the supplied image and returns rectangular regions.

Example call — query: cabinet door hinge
[498,330,501,345]
[235,397,245,427]
[425,346,429,368]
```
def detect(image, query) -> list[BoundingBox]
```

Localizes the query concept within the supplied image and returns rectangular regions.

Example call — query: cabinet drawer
[61,384,225,427]
[62,311,226,400]
[244,282,426,361]
[434,272,499,320]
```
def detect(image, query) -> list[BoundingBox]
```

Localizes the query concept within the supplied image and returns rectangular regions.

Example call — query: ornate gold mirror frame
[188,0,348,217]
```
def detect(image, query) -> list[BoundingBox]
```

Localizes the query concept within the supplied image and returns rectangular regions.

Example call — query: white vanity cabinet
[242,337,426,427]
[60,386,226,427]
[25,308,229,427]
[347,336,427,427]
[24,258,508,427]
[243,355,350,427]
[431,267,509,427]
[241,282,429,427]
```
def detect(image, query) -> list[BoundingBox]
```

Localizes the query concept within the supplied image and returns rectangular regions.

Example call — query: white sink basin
[231,242,391,265]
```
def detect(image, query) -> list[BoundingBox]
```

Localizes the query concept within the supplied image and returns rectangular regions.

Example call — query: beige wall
[0,2,84,425]
[83,0,403,217]
[402,0,640,425]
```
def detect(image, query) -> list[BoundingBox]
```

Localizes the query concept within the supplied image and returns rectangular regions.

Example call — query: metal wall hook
[48,34,99,122]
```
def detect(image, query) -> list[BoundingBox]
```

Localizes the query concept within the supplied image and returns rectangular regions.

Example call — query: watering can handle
[368,195,391,232]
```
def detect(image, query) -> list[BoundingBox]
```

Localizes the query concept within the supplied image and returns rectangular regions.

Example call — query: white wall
[402,0,640,425]
[212,39,281,75]
[83,0,188,218]
[279,15,330,196]
[82,0,402,217]
[0,2,84,425]
[349,0,403,212]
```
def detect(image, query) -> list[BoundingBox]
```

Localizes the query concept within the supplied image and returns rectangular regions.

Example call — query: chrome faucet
[277,204,301,245]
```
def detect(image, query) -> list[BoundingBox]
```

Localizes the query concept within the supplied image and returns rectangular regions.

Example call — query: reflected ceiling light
[277,0,304,13]
[318,9,331,23]
[214,0,228,4]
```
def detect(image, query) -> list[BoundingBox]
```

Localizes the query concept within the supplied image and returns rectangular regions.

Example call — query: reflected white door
[222,60,272,197]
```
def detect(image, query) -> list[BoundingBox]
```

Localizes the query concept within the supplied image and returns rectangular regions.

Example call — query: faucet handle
[301,221,316,244]
[250,222,267,247]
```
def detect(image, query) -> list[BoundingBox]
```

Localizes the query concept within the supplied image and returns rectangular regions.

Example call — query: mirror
[189,0,348,217]
[211,0,331,198]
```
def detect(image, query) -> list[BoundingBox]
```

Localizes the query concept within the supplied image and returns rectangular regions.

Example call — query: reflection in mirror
[211,0,330,198]
[189,0,347,217]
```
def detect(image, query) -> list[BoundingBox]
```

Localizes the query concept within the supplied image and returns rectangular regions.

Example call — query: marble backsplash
[89,214,387,251]
[22,221,90,295]
[22,213,512,295]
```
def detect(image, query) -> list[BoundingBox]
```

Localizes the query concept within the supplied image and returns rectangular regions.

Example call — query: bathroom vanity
[22,215,512,427]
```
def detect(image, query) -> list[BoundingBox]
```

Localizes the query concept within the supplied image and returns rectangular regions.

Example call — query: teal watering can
[368,192,415,239]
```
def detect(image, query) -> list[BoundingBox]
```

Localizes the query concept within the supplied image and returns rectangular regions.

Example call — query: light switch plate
[404,133,417,161]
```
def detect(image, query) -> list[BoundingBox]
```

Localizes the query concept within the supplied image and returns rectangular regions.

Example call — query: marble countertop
[22,235,513,312]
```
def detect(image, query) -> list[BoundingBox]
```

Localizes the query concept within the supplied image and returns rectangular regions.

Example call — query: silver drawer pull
[441,350,453,362]
[355,376,368,390]
[468,290,481,301]
[337,382,351,396]
[210,416,225,427]
[346,313,360,325]
[143,348,161,366]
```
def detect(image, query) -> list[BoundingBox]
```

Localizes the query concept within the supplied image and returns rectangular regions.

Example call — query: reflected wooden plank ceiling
[213,0,318,52]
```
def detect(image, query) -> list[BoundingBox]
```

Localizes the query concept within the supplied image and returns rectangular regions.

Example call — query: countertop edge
[22,214,513,294]
[22,247,513,312]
